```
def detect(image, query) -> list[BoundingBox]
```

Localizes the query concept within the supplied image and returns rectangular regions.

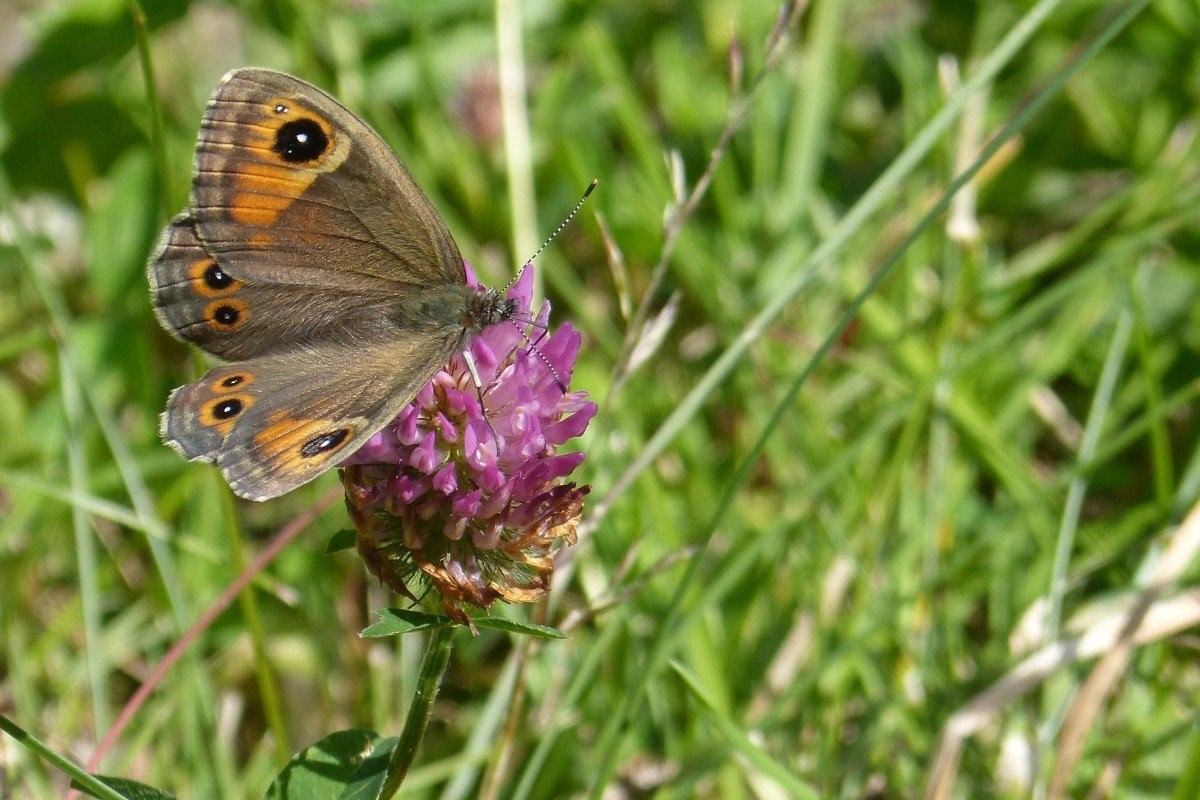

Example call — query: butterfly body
[149,68,514,501]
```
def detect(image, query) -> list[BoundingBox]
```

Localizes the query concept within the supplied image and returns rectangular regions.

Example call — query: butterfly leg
[462,348,501,448]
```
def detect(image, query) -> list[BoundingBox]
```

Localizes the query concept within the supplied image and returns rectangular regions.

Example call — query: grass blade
[582,0,1077,538]
[670,662,819,799]
[587,2,1152,791]
[0,715,130,800]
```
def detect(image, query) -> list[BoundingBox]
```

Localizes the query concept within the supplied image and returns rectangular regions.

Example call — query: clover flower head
[341,265,594,621]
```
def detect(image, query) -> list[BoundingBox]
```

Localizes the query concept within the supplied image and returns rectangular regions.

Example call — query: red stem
[65,488,340,798]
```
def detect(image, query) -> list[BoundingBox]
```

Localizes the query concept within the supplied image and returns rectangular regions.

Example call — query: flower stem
[379,625,456,799]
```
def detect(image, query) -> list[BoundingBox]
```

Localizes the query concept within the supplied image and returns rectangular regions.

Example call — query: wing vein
[335,177,416,268]
[197,224,383,248]
[193,186,352,214]
[201,119,278,134]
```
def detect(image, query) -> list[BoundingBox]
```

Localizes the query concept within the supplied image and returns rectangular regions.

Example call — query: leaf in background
[360,608,565,639]
[338,737,399,800]
[76,774,176,800]
[471,616,566,640]
[0,0,190,195]
[86,148,155,304]
[264,730,380,800]
[324,528,357,554]
[360,608,452,638]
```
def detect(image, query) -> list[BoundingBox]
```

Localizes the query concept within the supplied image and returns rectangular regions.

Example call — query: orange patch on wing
[249,233,274,246]
[198,393,256,437]
[187,257,242,298]
[253,411,357,465]
[187,256,215,279]
[203,298,250,331]
[217,100,343,227]
[234,160,312,184]
[228,163,317,226]
[229,196,281,226]
[230,177,313,226]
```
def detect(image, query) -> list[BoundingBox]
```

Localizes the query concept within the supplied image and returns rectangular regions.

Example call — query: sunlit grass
[2,1,1199,798]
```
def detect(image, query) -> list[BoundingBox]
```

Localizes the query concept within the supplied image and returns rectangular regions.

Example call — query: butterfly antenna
[536,347,568,394]
[518,325,568,392]
[497,180,595,393]
[503,178,598,292]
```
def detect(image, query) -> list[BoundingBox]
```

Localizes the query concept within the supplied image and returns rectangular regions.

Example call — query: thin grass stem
[124,0,172,218]
[1044,312,1133,642]
[580,0,1075,543]
[0,715,128,800]
[586,3,1148,790]
[773,0,844,230]
[61,357,109,739]
[218,480,291,765]
[495,0,538,297]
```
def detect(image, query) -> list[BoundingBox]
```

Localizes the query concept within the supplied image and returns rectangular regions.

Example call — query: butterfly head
[465,287,517,332]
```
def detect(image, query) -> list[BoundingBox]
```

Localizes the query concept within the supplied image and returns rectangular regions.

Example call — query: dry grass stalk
[924,498,1200,800]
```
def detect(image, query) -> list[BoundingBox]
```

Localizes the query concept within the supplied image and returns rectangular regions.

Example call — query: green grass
[2,1,1199,798]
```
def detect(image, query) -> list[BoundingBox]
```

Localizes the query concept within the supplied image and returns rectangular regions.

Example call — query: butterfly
[148,68,517,501]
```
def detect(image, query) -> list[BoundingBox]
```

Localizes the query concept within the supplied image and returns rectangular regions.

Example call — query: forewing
[189,67,466,290]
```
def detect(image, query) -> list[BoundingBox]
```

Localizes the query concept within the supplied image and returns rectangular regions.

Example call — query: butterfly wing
[148,68,469,362]
[161,333,463,501]
[148,212,409,360]
[152,67,483,500]
[192,68,466,289]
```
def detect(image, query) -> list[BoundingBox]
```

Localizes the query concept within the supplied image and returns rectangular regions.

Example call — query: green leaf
[86,149,156,304]
[338,737,399,800]
[324,528,357,554]
[76,775,176,800]
[471,616,566,640]
[265,730,380,800]
[360,609,566,640]
[360,608,452,638]
[0,0,189,192]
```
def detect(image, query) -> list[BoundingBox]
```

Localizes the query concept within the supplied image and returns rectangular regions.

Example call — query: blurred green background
[2,0,1200,797]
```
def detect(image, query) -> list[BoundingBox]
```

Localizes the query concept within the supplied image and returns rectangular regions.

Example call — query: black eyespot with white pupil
[221,375,244,388]
[203,263,233,290]
[300,429,350,458]
[273,118,328,163]
[212,399,242,420]
[213,305,240,326]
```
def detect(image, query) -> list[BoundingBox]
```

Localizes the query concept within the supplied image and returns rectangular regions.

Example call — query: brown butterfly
[148,68,515,501]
